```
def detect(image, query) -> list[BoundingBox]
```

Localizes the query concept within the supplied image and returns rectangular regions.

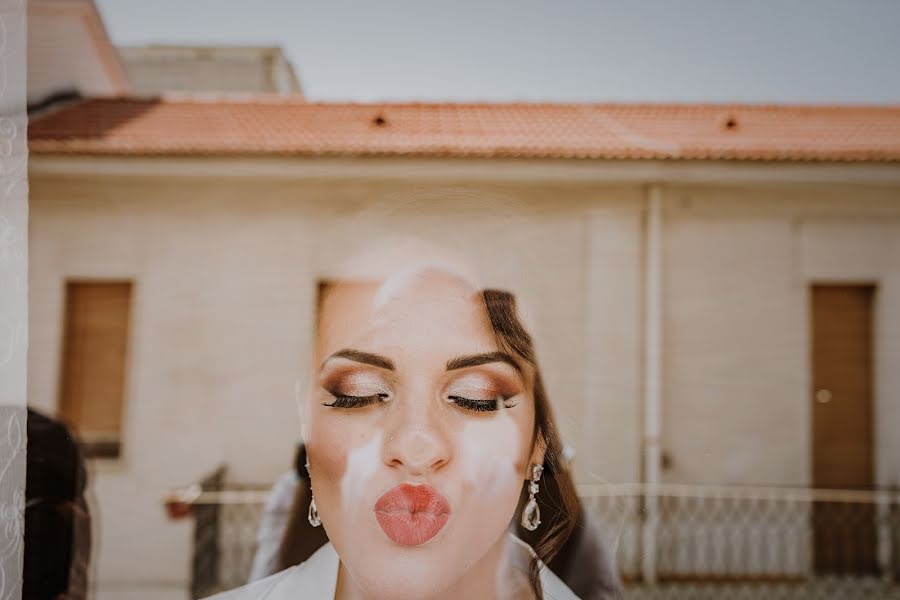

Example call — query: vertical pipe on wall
[641,184,664,585]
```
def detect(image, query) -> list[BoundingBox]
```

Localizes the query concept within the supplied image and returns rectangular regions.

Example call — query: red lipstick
[374,483,451,546]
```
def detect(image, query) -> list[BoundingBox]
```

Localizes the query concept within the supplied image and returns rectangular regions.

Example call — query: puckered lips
[374,483,451,546]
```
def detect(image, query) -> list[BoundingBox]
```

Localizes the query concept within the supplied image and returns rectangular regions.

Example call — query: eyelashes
[448,395,517,412]
[322,391,517,413]
[323,393,388,409]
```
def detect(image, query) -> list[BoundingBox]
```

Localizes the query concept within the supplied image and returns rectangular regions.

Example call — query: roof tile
[27,98,900,162]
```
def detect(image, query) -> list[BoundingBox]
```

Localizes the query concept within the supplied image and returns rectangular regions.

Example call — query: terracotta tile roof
[27,97,900,162]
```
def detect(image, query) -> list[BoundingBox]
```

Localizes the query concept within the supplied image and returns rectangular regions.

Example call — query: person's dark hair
[480,289,580,599]
[24,408,92,600]
[293,442,309,481]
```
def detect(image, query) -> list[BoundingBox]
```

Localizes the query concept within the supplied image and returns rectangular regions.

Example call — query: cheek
[456,409,529,501]
[305,417,346,490]
[305,407,377,496]
[340,429,383,513]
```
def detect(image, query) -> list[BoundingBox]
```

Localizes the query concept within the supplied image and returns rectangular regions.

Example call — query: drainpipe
[641,184,664,585]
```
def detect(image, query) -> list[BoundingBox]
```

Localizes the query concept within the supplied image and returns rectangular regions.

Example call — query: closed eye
[448,395,516,413]
[323,393,388,409]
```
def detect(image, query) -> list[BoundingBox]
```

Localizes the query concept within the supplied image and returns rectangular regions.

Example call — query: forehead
[316,270,498,361]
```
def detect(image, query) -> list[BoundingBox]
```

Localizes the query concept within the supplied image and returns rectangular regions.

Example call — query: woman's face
[304,269,540,599]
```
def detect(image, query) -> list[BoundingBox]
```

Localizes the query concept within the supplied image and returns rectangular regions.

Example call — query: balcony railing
[165,473,900,599]
[583,483,900,599]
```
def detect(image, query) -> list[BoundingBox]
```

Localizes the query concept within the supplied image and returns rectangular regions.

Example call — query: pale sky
[95,0,900,104]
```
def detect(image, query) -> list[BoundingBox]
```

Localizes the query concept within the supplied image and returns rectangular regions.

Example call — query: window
[58,281,133,459]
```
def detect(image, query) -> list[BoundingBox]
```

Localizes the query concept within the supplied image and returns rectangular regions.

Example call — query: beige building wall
[26,165,900,592]
[663,209,809,485]
[28,173,642,594]
[584,209,644,484]
[660,185,900,489]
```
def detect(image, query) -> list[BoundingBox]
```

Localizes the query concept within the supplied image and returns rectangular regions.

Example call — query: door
[811,284,876,574]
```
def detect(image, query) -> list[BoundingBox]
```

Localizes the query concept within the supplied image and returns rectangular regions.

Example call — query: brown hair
[480,289,580,599]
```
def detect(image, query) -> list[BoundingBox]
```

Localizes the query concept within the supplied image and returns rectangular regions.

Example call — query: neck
[334,534,535,600]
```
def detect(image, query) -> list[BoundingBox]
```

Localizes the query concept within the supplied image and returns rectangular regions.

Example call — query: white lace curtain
[0,2,28,599]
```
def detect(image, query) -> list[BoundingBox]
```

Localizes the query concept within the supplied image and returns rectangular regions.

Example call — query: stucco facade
[26,157,900,595]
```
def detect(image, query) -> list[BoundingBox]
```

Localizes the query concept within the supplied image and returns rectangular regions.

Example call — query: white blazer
[206,533,581,600]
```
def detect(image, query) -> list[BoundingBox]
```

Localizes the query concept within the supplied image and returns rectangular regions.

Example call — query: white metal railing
[166,479,900,599]
[579,482,900,598]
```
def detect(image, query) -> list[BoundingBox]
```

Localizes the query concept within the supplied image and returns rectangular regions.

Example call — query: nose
[383,402,451,476]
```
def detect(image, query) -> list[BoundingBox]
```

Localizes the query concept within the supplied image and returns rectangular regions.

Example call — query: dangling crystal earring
[308,496,322,527]
[521,464,543,531]
[304,459,322,527]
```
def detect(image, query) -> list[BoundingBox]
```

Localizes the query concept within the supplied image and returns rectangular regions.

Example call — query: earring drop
[308,496,322,527]
[304,459,321,527]
[521,464,543,531]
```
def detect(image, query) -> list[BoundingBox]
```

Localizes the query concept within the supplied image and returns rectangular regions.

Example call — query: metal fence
[165,474,269,598]
[583,483,900,599]
[167,476,900,599]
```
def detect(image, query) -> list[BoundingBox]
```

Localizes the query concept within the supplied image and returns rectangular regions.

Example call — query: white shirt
[207,533,581,600]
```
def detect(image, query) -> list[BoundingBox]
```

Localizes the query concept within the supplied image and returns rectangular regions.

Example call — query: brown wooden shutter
[59,281,133,458]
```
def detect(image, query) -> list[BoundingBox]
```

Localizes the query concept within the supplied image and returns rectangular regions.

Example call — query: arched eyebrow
[323,349,522,374]
[446,352,522,373]
[323,348,395,371]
